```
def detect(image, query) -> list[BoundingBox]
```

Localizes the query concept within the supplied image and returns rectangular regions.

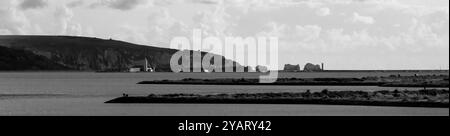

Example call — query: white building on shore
[129,57,155,72]
[129,68,142,73]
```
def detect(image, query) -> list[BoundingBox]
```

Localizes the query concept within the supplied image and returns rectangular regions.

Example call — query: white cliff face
[283,64,301,72]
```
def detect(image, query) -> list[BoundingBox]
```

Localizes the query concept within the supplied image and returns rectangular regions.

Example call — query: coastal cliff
[0,35,240,72]
[0,46,69,70]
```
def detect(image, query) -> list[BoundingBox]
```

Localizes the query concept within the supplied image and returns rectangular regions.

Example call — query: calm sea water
[0,72,448,116]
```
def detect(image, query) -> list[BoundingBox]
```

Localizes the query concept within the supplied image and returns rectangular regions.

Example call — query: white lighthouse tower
[144,57,155,72]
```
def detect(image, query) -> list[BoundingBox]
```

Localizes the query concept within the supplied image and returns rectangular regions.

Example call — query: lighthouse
[321,63,324,71]
[145,57,155,72]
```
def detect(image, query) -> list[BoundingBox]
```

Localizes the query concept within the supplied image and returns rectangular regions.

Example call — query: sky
[0,0,449,70]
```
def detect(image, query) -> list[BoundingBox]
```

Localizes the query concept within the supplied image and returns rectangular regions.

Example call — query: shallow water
[0,72,448,116]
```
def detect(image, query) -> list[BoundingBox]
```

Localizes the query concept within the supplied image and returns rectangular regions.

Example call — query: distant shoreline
[278,70,450,72]
[0,70,448,73]
[138,74,450,88]
[105,89,449,108]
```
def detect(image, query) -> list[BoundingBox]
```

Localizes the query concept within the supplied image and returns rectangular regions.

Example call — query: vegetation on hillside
[0,46,69,70]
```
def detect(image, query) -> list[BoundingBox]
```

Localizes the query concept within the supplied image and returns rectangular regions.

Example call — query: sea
[0,72,448,116]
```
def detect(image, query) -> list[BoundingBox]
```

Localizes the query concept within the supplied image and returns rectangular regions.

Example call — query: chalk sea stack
[283,64,301,72]
[304,63,323,72]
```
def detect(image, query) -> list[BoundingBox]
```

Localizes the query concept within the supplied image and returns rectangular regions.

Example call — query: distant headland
[0,35,241,72]
[138,74,449,88]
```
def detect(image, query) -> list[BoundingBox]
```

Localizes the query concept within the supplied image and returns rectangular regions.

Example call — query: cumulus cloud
[258,23,322,42]
[54,6,73,32]
[295,25,322,41]
[54,6,84,36]
[401,17,449,49]
[19,0,48,10]
[90,0,148,10]
[192,7,236,37]
[190,0,221,5]
[316,7,331,16]
[255,6,448,54]
[0,0,447,69]
[151,0,182,6]
[67,0,85,8]
[0,8,29,34]
[145,8,189,44]
[112,25,149,45]
[351,12,375,24]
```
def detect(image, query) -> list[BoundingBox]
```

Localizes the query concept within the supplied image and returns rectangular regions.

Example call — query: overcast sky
[1,0,448,70]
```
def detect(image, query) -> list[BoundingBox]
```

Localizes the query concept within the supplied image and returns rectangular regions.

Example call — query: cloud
[145,8,190,44]
[90,0,148,10]
[192,6,235,37]
[0,0,447,69]
[0,29,11,35]
[295,25,322,41]
[0,8,29,34]
[258,22,323,42]
[190,0,221,5]
[54,6,72,34]
[54,6,84,36]
[112,25,148,44]
[316,7,331,16]
[400,17,449,49]
[352,12,375,24]
[257,15,448,54]
[19,0,48,10]
[67,0,85,8]
[151,0,182,6]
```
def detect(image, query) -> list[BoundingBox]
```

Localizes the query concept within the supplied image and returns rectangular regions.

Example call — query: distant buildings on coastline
[127,59,325,73]
[129,58,155,73]
[283,63,325,72]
